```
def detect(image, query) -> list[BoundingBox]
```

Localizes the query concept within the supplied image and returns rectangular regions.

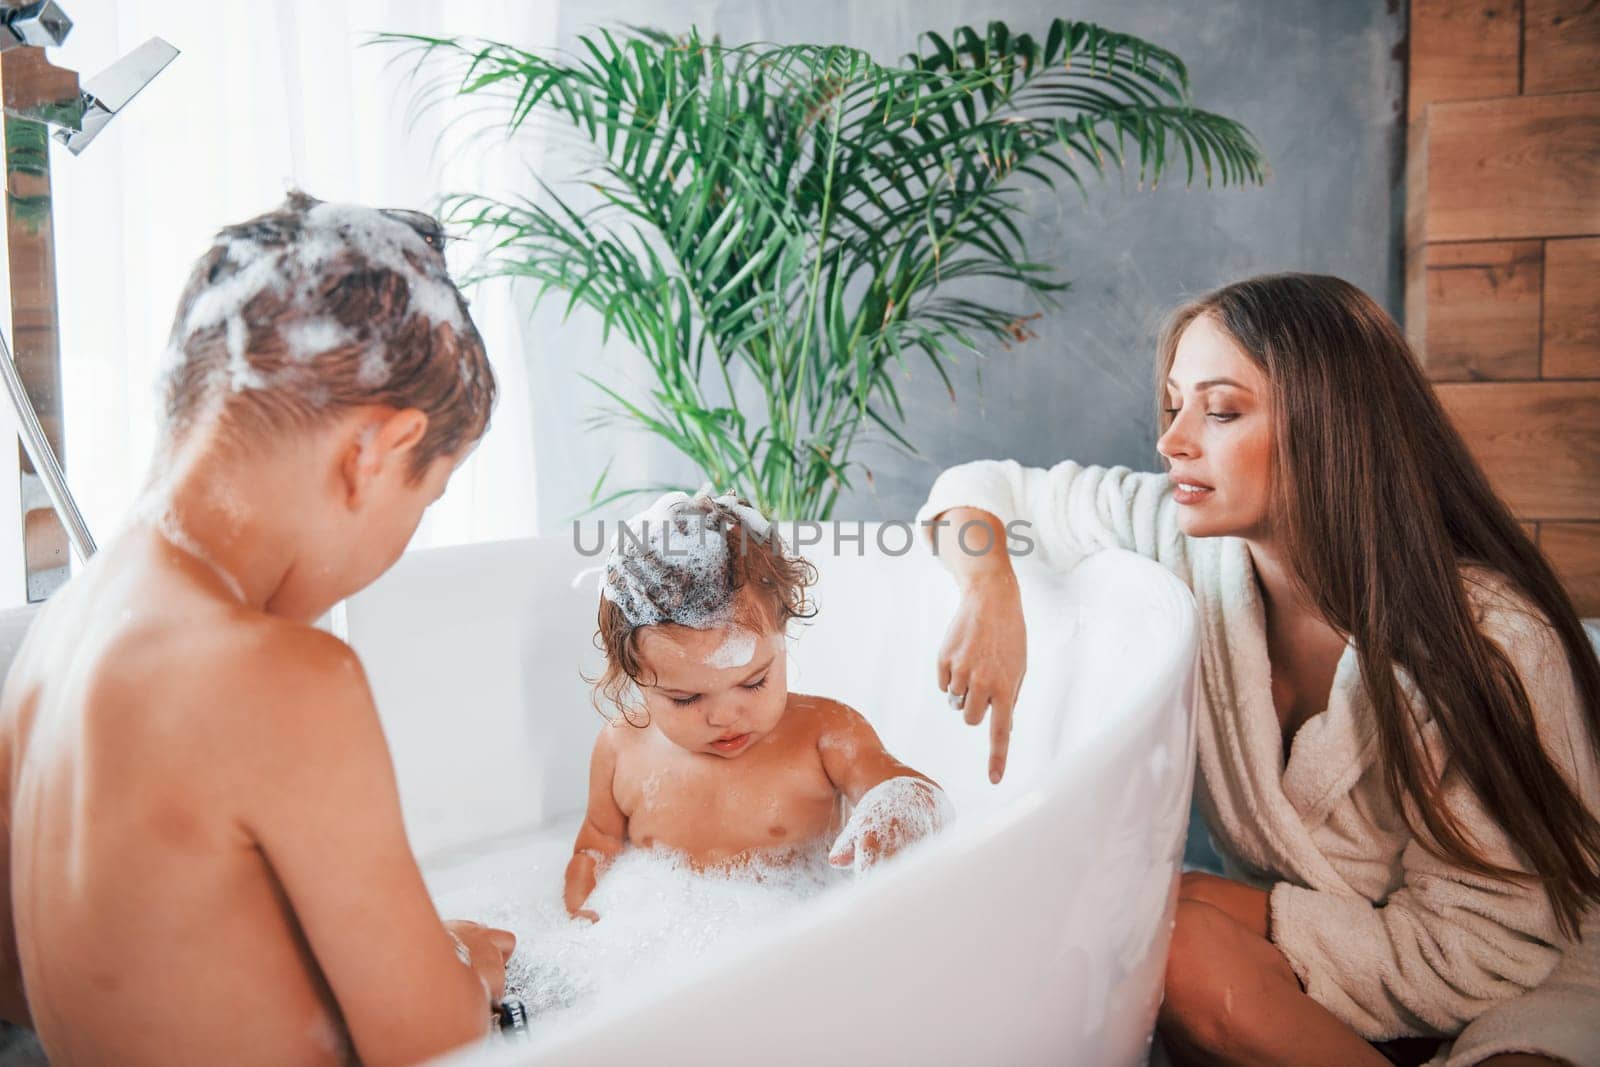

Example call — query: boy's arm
[238,627,510,1067]
[563,729,627,920]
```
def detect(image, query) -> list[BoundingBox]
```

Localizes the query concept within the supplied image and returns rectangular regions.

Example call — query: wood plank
[1406,114,1433,347]
[1543,237,1600,377]
[1417,241,1543,379]
[1542,522,1600,615]
[1416,92,1600,242]
[1435,381,1600,519]
[1525,0,1600,94]
[1409,0,1523,123]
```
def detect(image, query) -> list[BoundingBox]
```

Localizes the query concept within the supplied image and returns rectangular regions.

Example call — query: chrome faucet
[0,0,178,596]
[0,3,177,154]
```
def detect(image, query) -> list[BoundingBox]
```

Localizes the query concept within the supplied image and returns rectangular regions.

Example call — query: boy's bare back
[0,530,491,1065]
[0,193,512,1064]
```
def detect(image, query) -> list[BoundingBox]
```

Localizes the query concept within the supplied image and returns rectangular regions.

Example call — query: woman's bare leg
[1159,899,1389,1066]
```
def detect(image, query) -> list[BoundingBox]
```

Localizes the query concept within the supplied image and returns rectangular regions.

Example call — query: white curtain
[47,0,577,555]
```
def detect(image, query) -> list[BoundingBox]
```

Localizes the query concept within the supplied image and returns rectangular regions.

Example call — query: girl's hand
[937,569,1027,783]
[828,777,954,871]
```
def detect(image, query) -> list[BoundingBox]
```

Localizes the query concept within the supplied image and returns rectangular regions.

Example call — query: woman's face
[1157,314,1275,541]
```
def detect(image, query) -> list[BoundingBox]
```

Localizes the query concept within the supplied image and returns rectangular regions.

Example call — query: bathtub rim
[432,545,1202,1065]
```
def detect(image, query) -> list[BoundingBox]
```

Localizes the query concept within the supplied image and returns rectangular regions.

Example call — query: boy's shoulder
[176,616,394,827]
[153,609,365,707]
[133,612,378,766]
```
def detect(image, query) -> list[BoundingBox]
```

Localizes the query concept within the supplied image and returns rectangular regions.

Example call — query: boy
[0,194,514,1065]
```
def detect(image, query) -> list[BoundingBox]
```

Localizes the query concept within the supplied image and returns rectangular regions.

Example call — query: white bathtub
[343,527,1201,1066]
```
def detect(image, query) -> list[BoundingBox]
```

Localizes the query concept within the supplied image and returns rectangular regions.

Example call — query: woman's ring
[947,690,967,710]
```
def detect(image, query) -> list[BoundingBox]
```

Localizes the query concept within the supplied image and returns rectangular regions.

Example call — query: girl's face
[1157,314,1275,542]
[633,613,789,759]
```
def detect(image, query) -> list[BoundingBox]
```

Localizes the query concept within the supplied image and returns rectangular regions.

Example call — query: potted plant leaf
[382,20,1266,519]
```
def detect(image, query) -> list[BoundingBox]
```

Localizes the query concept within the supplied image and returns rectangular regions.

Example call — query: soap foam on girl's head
[592,490,816,723]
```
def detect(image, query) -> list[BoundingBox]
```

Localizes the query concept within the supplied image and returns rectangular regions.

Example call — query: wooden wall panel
[1409,0,1523,122]
[1418,241,1543,379]
[1435,381,1600,519]
[1542,522,1600,615]
[1405,117,1433,342]
[1410,1,1600,614]
[1524,0,1600,94]
[1414,92,1600,242]
[1543,237,1600,377]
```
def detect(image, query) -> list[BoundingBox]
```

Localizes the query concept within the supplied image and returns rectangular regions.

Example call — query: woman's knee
[1161,899,1237,1051]
[1160,898,1296,1057]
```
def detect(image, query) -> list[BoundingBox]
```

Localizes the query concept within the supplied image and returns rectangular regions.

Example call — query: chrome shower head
[0,2,73,52]
[0,1,178,155]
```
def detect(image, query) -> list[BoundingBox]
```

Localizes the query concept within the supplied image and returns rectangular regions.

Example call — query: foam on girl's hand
[828,777,954,873]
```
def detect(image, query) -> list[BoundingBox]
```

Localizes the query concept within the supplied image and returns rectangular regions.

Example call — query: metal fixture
[0,1,177,598]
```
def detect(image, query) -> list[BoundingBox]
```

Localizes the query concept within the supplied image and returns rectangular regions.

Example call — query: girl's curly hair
[591,496,816,725]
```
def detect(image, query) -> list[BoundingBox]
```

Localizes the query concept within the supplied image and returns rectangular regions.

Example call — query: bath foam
[147,508,247,605]
[432,838,845,1036]
[179,199,469,395]
[278,317,350,363]
[602,492,739,629]
[705,626,758,669]
[829,777,955,874]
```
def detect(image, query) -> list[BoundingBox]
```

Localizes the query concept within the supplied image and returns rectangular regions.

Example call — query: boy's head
[162,191,496,474]
[595,492,816,757]
[157,193,497,606]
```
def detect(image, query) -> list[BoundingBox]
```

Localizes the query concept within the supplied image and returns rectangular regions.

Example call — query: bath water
[426,822,846,1039]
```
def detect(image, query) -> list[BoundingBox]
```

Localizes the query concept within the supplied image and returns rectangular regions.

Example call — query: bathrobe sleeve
[914,459,1189,580]
[1269,582,1600,1043]
[1442,912,1600,1066]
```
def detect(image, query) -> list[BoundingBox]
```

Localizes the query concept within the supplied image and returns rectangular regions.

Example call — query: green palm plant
[382,20,1266,519]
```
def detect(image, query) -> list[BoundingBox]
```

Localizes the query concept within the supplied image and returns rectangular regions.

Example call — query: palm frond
[376,18,1266,518]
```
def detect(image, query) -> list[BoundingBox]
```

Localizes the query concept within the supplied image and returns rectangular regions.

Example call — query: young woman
[919,274,1600,1065]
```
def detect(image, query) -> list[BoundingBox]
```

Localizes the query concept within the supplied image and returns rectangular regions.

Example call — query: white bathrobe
[917,458,1600,1066]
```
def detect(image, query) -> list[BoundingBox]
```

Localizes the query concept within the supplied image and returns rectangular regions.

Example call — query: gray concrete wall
[531,0,1406,523]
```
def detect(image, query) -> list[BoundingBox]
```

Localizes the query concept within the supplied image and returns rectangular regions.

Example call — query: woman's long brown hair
[1157,273,1600,937]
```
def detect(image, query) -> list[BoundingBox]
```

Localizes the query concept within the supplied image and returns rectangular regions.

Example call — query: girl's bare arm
[563,729,627,920]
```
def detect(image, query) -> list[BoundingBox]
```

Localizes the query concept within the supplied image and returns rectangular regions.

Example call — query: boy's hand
[443,920,516,1003]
